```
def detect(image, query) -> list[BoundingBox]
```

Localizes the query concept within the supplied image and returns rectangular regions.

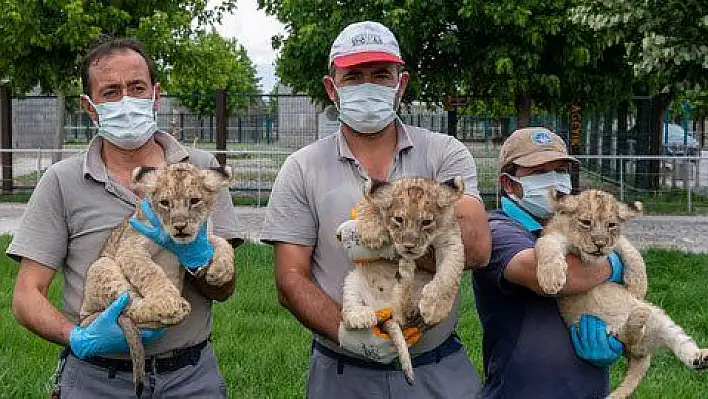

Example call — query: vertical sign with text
[570,103,581,193]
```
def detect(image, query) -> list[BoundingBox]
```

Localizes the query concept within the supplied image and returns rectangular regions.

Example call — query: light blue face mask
[82,91,157,150]
[507,171,572,218]
[336,83,399,134]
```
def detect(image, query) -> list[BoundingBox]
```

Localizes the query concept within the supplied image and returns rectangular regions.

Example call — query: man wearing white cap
[473,127,628,397]
[262,21,491,397]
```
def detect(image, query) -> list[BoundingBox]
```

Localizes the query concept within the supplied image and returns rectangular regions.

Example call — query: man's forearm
[457,196,492,269]
[276,272,341,343]
[557,256,611,296]
[12,288,75,347]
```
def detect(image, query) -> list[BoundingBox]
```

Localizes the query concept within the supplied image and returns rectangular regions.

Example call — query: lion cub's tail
[382,319,415,385]
[117,315,145,397]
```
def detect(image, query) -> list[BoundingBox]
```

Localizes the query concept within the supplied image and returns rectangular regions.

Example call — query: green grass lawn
[1,240,707,398]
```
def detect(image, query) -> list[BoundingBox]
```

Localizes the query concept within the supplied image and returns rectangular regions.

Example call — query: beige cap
[499,127,579,169]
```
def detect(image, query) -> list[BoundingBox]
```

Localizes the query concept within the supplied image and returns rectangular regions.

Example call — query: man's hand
[69,292,165,359]
[570,314,623,367]
[607,251,624,284]
[338,308,421,363]
[335,219,396,263]
[130,199,215,272]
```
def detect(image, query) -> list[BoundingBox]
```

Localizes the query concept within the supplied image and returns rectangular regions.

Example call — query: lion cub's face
[365,177,464,259]
[131,163,233,244]
[548,189,642,260]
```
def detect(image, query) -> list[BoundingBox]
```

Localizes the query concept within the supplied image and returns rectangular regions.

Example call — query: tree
[572,0,708,96]
[0,0,242,157]
[572,1,708,187]
[166,29,260,117]
[260,0,633,125]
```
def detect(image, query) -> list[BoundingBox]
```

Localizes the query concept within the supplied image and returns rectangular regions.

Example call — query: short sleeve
[436,137,480,200]
[7,167,68,268]
[475,217,536,292]
[261,155,317,246]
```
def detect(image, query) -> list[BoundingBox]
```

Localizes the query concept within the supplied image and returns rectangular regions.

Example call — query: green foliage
[572,0,708,97]
[165,30,261,117]
[0,0,254,111]
[260,0,633,116]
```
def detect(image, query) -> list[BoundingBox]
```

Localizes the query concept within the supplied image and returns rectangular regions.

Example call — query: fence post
[619,156,625,202]
[215,89,228,166]
[257,159,262,208]
[688,180,693,214]
[0,85,12,193]
[37,148,42,184]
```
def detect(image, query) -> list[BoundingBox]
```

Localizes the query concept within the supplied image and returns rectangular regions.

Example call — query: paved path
[0,204,706,254]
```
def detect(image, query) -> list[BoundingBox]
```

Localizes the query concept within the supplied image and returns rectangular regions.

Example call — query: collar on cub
[501,197,542,233]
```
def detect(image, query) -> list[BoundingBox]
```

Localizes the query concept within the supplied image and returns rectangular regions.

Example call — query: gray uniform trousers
[307,343,481,398]
[59,343,227,398]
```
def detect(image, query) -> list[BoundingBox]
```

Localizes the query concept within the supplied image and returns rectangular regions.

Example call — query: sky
[209,0,286,94]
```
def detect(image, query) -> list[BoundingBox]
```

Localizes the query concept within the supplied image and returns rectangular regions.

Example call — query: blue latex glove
[129,199,214,272]
[69,292,166,359]
[570,314,624,367]
[607,251,624,284]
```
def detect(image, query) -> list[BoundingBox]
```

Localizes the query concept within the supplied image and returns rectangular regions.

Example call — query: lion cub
[79,163,235,397]
[336,176,465,384]
[535,189,708,398]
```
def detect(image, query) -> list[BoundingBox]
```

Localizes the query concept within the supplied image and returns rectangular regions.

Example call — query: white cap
[328,21,404,68]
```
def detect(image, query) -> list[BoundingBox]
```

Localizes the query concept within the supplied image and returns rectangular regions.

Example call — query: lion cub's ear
[618,200,643,221]
[131,166,158,196]
[549,188,578,214]
[364,178,393,208]
[438,176,465,208]
[203,165,233,192]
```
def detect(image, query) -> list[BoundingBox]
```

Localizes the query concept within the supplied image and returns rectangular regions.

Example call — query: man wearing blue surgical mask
[473,127,629,398]
[262,21,491,398]
[8,38,240,397]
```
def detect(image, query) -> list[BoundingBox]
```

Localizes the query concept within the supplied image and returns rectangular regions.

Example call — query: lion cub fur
[338,176,466,384]
[79,163,235,396]
[535,189,708,398]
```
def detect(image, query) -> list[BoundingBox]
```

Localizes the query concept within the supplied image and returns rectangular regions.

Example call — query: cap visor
[514,151,579,168]
[333,51,404,68]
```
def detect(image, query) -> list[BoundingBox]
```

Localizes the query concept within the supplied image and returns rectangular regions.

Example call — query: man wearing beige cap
[472,127,628,398]
[262,21,491,397]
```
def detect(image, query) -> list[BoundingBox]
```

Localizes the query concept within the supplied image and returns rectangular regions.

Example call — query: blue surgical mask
[83,91,158,150]
[507,171,572,218]
[336,83,399,134]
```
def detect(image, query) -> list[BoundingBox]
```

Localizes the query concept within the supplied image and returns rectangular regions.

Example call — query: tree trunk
[515,93,532,129]
[52,91,66,164]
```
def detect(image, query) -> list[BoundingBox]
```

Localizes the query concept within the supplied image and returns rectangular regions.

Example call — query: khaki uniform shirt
[7,132,240,357]
[261,121,480,358]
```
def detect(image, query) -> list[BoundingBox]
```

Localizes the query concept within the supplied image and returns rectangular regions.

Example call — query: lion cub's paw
[205,262,234,287]
[359,233,387,251]
[692,349,708,370]
[537,257,567,295]
[418,283,454,326]
[342,306,377,329]
[158,297,191,326]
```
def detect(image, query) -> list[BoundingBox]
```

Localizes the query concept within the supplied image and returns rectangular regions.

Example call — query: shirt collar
[501,196,543,233]
[83,131,189,181]
[336,118,414,161]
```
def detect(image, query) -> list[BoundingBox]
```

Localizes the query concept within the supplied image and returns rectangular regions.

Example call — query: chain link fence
[1,147,706,214]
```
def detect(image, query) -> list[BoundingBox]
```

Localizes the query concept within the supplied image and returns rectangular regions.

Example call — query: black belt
[313,333,462,374]
[77,339,208,377]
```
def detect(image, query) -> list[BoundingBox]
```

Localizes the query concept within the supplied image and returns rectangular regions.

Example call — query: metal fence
[1,147,706,213]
